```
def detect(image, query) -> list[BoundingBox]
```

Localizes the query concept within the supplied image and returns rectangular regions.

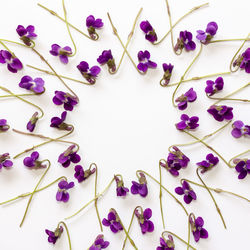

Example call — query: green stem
[159,163,165,229]
[58,221,72,250]
[0,40,14,54]
[19,160,51,227]
[228,149,250,167]
[187,214,191,250]
[0,39,35,48]
[209,38,250,44]
[0,93,41,98]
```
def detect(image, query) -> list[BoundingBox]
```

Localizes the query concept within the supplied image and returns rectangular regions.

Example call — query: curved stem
[58,221,72,250]
[0,40,14,54]
[209,38,250,44]
[0,38,35,48]
[19,160,51,227]
[172,44,203,107]
[196,168,227,229]
[228,149,250,167]
[159,163,165,229]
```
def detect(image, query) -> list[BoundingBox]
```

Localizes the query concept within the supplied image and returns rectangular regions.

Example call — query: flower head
[49,44,72,64]
[175,180,197,204]
[86,15,104,39]
[58,144,81,168]
[137,50,157,73]
[196,22,218,44]
[97,50,116,73]
[16,25,37,46]
[23,151,46,169]
[135,207,154,234]
[45,226,63,244]
[77,61,101,84]
[50,111,73,131]
[0,153,13,169]
[102,209,123,233]
[89,234,110,250]
[130,172,148,197]
[233,158,250,179]
[19,75,45,94]
[26,112,39,132]
[196,153,219,173]
[231,120,250,138]
[114,175,129,197]
[156,235,175,250]
[161,63,174,86]
[0,119,10,132]
[207,105,233,122]
[52,91,78,111]
[0,50,23,73]
[140,20,157,43]
[56,180,74,202]
[175,88,197,110]
[233,48,250,73]
[205,77,224,96]
[174,31,196,53]
[74,164,96,183]
[176,114,199,130]
[189,215,208,242]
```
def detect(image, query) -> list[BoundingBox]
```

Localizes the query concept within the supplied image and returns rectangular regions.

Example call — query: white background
[0,0,249,249]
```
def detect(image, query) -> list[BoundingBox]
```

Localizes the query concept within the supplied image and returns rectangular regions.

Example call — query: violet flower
[58,144,81,168]
[196,153,219,173]
[205,77,224,96]
[135,207,154,234]
[176,114,199,130]
[189,215,208,242]
[50,111,73,131]
[77,61,101,84]
[207,105,233,122]
[140,20,158,43]
[49,44,72,64]
[196,22,218,44]
[19,75,45,94]
[16,25,37,46]
[86,15,104,39]
[23,151,46,169]
[131,172,148,197]
[137,50,157,73]
[175,180,197,204]
[0,50,23,73]
[56,180,74,202]
[102,209,123,233]
[114,175,129,197]
[89,234,110,250]
[26,112,39,132]
[52,91,78,111]
[174,31,196,53]
[233,158,250,179]
[0,153,13,169]
[45,226,63,244]
[175,88,197,110]
[231,120,250,138]
[233,48,250,73]
[0,119,10,132]
[97,50,116,73]
[157,235,175,250]
[74,164,96,183]
[161,63,174,86]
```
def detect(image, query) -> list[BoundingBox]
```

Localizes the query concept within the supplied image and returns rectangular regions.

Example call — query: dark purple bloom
[74,164,96,183]
[205,77,224,96]
[50,111,72,131]
[16,25,37,46]
[175,181,197,204]
[174,31,196,53]
[58,144,81,168]
[0,50,23,73]
[233,48,250,73]
[140,20,157,43]
[231,120,250,138]
[52,91,78,111]
[137,50,157,73]
[0,119,10,132]
[23,151,46,169]
[114,175,129,197]
[176,114,199,130]
[207,105,233,122]
[102,209,123,233]
[86,15,104,39]
[156,235,175,250]
[130,172,148,197]
[49,44,72,64]
[135,207,154,234]
[45,226,63,244]
[196,153,219,173]
[161,63,174,86]
[175,88,197,110]
[234,159,250,179]
[26,112,39,132]
[19,75,45,94]
[77,61,101,84]
[56,180,74,202]
[97,50,116,72]
[190,215,208,242]
[196,22,218,44]
[0,153,13,169]
[89,234,109,250]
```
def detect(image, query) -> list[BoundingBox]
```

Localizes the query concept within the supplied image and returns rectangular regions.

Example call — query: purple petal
[59,55,69,64]
[143,208,152,219]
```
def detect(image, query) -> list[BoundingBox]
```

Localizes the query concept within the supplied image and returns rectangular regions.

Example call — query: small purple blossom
[156,235,175,250]
[97,50,116,72]
[135,207,154,234]
[74,164,96,183]
[175,88,197,110]
[52,91,78,111]
[89,234,110,250]
[56,180,74,202]
[196,153,219,173]
[23,151,46,169]
[16,25,37,46]
[26,112,39,132]
[0,119,10,132]
[50,111,72,131]
[205,77,224,96]
[86,15,104,40]
[102,209,123,233]
[231,120,250,138]
[140,20,158,43]
[45,226,63,244]
[77,61,101,84]
[137,50,157,73]
[0,153,13,169]
[49,44,72,64]
[161,63,174,86]
[233,158,250,179]
[58,144,81,168]
[0,50,23,73]
[114,175,129,197]
[19,75,45,94]
[176,114,199,130]
[196,22,218,44]
[189,215,208,242]
[175,181,197,204]
[233,48,250,73]
[207,105,233,122]
[174,31,196,53]
[131,172,148,197]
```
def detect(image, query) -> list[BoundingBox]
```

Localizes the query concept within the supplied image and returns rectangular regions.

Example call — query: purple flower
[23,151,46,169]
[89,234,110,250]
[135,207,154,234]
[175,88,197,110]
[0,119,10,132]
[196,22,218,44]
[97,50,116,73]
[233,48,250,73]
[74,164,96,183]
[19,75,45,94]
[0,50,23,73]
[174,31,196,53]
[196,153,219,173]
[130,172,148,197]
[137,50,157,73]
[156,235,175,250]
[190,215,208,242]
[161,63,174,86]
[231,120,250,138]
[86,15,104,39]
[52,91,78,111]
[207,105,233,122]
[16,25,37,46]
[102,209,123,233]
[45,226,63,244]
[49,44,72,64]
[114,175,129,197]
[56,180,74,202]
[26,112,39,132]
[77,61,101,84]
[176,114,199,130]
[50,111,73,131]
[175,181,197,204]
[140,20,157,43]
[0,153,13,169]
[58,144,81,168]
[234,159,250,179]
[205,77,224,96]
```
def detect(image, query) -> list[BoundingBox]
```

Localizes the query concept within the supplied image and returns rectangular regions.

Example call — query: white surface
[0,0,249,249]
